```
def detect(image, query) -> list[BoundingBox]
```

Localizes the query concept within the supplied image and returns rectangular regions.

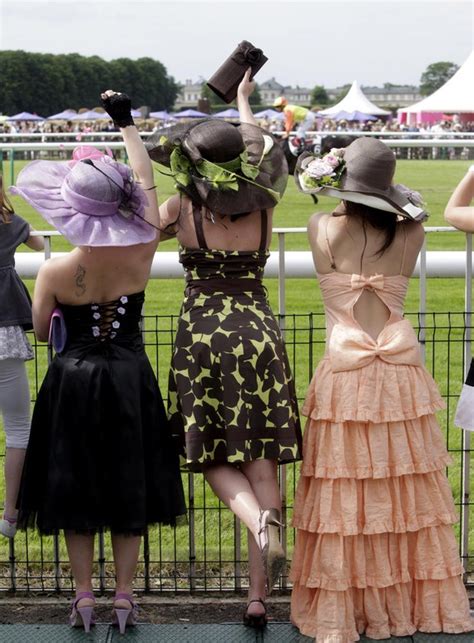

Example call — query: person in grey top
[0,172,43,538]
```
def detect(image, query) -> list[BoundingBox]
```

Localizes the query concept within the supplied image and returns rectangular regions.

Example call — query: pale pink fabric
[290,272,474,642]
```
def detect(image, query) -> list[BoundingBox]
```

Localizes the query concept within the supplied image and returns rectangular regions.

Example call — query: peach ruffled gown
[290,271,474,642]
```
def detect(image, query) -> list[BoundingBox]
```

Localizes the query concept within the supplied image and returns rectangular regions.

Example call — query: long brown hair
[344,201,398,256]
[0,174,14,223]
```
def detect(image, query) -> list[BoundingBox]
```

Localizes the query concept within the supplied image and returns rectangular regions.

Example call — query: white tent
[319,80,391,117]
[398,52,474,123]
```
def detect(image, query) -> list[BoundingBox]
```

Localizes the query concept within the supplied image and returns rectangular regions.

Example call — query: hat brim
[294,153,427,222]
[10,160,156,246]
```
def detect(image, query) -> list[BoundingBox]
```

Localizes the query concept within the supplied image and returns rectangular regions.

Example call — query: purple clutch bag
[48,308,67,353]
[207,40,268,104]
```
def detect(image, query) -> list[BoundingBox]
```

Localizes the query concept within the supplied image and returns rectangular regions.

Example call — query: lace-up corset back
[59,291,144,346]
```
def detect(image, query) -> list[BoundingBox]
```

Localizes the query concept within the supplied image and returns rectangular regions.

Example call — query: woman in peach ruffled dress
[290,138,474,641]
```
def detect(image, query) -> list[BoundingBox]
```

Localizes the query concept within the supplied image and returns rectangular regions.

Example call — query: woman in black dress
[148,70,302,627]
[11,91,186,633]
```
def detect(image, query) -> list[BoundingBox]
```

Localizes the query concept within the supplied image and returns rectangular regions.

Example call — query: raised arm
[24,226,45,251]
[444,166,474,232]
[236,68,258,126]
[101,90,159,235]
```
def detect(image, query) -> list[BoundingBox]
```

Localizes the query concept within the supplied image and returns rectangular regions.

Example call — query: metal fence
[0,229,473,594]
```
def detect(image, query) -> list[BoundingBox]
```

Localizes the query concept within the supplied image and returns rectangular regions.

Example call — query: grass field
[0,157,473,591]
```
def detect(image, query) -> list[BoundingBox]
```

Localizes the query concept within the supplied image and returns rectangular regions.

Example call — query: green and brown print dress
[168,205,302,472]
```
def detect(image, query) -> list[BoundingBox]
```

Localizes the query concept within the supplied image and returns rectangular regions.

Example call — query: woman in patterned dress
[148,69,302,626]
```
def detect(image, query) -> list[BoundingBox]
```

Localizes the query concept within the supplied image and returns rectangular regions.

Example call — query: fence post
[188,473,196,591]
[461,232,472,572]
[418,234,427,361]
[9,149,14,185]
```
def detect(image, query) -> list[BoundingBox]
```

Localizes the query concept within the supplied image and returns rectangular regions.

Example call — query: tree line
[0,50,179,116]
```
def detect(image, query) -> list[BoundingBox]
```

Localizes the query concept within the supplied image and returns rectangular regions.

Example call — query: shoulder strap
[399,223,408,275]
[259,209,268,251]
[192,203,208,250]
[325,215,337,270]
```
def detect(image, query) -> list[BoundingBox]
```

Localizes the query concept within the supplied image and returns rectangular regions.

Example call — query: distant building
[259,78,285,104]
[259,78,312,105]
[174,79,205,109]
[174,77,421,110]
[327,85,421,108]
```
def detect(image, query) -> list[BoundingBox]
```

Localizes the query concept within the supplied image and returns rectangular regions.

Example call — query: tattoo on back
[75,264,86,297]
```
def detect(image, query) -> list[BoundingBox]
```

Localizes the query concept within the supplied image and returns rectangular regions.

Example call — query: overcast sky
[0,0,472,88]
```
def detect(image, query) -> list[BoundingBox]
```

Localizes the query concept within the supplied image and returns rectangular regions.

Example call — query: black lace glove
[101,92,135,128]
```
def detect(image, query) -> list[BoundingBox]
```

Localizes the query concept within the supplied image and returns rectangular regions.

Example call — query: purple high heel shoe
[113,592,138,634]
[69,591,96,632]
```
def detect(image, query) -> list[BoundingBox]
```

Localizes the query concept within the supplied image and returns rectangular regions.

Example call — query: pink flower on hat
[305,159,336,180]
[68,145,113,167]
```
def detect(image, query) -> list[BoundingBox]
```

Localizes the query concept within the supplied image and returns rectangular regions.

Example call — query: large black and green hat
[146,119,288,216]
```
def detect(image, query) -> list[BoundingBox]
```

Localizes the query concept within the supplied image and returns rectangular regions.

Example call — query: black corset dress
[17,292,186,535]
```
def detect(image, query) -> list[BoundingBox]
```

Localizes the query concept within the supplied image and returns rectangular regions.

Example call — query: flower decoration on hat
[159,134,280,202]
[300,148,346,191]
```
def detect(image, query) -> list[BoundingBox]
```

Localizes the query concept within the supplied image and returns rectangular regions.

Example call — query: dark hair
[344,200,398,256]
[0,174,14,224]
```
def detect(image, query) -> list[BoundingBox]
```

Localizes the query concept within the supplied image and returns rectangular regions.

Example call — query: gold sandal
[258,508,285,594]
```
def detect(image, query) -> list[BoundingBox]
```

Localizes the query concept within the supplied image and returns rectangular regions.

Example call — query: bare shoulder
[37,256,62,278]
[159,194,181,222]
[307,211,330,234]
[403,220,425,248]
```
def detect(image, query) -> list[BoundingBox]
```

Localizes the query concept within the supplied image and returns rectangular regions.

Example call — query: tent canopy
[149,110,174,120]
[254,108,284,120]
[47,109,77,120]
[7,111,45,121]
[70,110,109,121]
[399,51,474,115]
[213,108,240,118]
[173,109,208,118]
[319,81,390,116]
[331,110,378,122]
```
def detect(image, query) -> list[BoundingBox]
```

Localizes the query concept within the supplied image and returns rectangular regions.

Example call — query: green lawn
[0,157,473,591]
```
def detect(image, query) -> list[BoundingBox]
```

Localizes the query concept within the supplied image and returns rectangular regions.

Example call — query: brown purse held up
[206,40,268,104]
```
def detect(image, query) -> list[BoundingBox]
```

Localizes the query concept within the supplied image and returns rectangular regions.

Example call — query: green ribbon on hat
[159,137,281,203]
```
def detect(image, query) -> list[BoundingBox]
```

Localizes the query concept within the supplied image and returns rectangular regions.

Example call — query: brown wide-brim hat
[295,137,428,221]
[146,119,288,216]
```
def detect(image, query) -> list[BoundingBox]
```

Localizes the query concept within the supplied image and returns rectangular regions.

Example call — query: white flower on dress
[92,326,100,337]
[120,296,128,304]
[117,307,126,315]
[93,312,101,320]
[112,321,120,329]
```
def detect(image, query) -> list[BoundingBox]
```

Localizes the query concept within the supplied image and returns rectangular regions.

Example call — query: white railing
[1,130,474,140]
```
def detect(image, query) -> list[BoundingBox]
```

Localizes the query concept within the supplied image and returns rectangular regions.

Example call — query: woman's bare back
[160,194,273,251]
[46,244,156,306]
[308,209,425,340]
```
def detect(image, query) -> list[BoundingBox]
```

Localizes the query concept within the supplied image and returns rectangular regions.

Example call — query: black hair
[344,201,398,256]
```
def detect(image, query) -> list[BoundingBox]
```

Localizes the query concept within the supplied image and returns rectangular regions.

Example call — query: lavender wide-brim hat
[10,154,156,247]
